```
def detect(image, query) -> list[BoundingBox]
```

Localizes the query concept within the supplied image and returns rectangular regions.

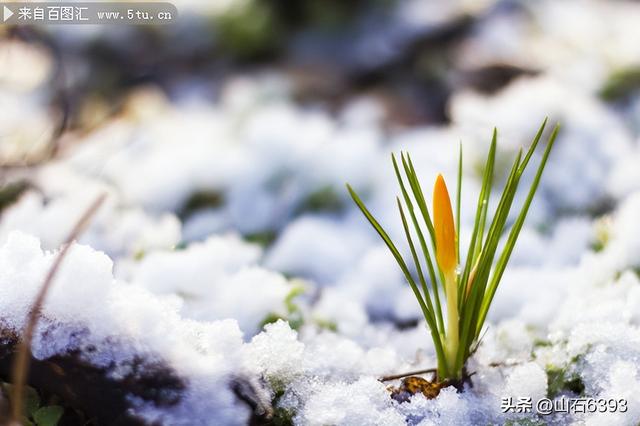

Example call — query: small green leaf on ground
[245,231,278,247]
[180,190,225,218]
[298,186,344,213]
[546,367,585,398]
[599,67,640,101]
[0,383,40,416]
[33,405,64,426]
[0,181,29,213]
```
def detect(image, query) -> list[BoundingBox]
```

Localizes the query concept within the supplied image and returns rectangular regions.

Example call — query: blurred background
[2,0,637,160]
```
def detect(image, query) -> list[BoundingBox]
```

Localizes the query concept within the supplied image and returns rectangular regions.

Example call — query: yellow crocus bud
[433,174,457,274]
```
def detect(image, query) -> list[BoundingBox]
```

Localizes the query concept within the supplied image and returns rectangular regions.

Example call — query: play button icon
[3,6,14,22]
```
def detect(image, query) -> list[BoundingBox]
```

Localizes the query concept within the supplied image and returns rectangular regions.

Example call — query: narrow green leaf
[476,125,559,337]
[346,185,419,297]
[396,197,437,323]
[396,198,449,377]
[404,154,436,245]
[347,184,449,377]
[401,153,445,329]
[518,117,548,175]
[460,131,496,297]
[393,154,445,334]
[456,149,522,372]
[396,199,441,333]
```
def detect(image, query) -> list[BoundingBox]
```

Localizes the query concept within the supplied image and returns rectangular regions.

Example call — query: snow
[265,215,372,285]
[450,75,633,214]
[295,377,405,426]
[504,363,548,404]
[244,320,305,384]
[0,191,181,258]
[0,231,253,425]
[126,235,299,335]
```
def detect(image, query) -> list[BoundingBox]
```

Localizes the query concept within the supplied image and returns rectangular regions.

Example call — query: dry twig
[7,193,107,425]
[380,368,438,382]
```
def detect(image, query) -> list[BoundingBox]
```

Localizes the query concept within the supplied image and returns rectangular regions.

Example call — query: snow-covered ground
[2,0,640,424]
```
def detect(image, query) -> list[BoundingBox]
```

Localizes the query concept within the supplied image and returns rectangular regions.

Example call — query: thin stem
[379,368,437,382]
[9,193,107,424]
[444,269,459,378]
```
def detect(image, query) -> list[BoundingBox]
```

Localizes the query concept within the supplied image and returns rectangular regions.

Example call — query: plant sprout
[347,119,558,382]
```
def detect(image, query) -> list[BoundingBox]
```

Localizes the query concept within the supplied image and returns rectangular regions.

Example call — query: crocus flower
[433,174,457,275]
[348,120,557,383]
